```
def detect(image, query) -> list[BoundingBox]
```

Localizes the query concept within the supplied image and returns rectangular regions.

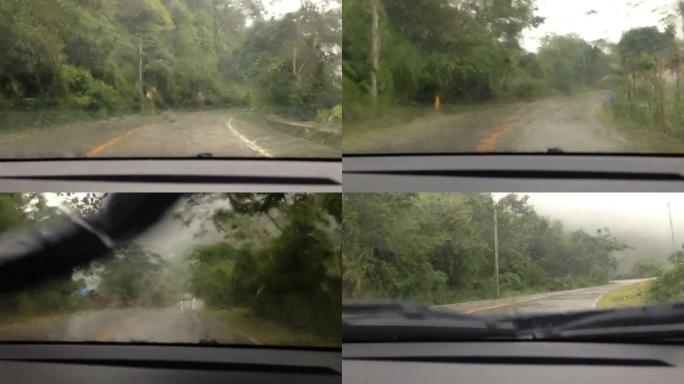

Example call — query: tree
[343,193,627,303]
[187,193,341,337]
[617,27,676,132]
[0,0,340,121]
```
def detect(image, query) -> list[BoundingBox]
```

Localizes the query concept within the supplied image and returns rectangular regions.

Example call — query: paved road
[345,92,633,153]
[0,307,258,344]
[439,279,650,316]
[0,110,338,158]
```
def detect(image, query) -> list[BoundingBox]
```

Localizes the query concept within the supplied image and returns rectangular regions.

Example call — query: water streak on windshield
[0,193,341,347]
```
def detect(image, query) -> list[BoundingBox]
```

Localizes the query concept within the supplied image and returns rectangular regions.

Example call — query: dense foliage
[187,193,341,338]
[0,0,341,123]
[606,22,684,135]
[0,193,342,342]
[617,259,665,280]
[648,259,684,302]
[342,193,627,303]
[343,0,610,120]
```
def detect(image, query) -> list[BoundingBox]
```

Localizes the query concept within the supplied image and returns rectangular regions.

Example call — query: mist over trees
[342,193,629,304]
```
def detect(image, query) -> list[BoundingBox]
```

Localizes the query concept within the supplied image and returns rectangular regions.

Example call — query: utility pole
[494,204,500,298]
[369,0,380,102]
[669,203,678,262]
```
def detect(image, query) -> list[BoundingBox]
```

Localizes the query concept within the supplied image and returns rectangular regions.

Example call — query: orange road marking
[95,323,120,342]
[477,118,519,152]
[463,295,547,314]
[86,127,142,157]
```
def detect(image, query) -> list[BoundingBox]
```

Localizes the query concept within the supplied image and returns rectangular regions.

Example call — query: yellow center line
[95,322,121,342]
[86,127,143,157]
[463,295,550,314]
[477,118,519,152]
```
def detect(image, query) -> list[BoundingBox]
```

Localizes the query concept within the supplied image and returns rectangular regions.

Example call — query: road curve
[0,110,337,158]
[438,279,650,316]
[345,92,633,154]
[0,307,257,345]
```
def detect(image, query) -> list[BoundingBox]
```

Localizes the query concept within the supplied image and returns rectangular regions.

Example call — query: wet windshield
[0,1,341,158]
[343,0,684,154]
[0,193,341,347]
[342,193,684,339]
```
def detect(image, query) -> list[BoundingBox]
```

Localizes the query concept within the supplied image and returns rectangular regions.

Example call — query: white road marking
[226,116,272,158]
[233,329,263,345]
[0,135,26,143]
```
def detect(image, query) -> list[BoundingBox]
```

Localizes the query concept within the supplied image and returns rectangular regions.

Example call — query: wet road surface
[0,110,338,158]
[438,279,650,316]
[0,307,258,344]
[345,92,633,154]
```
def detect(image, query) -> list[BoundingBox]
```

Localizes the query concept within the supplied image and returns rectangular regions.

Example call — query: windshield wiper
[0,194,183,293]
[521,302,684,341]
[343,301,517,342]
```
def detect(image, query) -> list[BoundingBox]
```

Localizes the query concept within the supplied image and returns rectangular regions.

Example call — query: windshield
[0,193,341,347]
[342,193,684,340]
[343,0,684,154]
[0,1,340,159]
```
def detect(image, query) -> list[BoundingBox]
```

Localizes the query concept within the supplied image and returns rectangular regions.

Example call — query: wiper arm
[0,194,183,293]
[343,301,517,342]
[525,302,684,341]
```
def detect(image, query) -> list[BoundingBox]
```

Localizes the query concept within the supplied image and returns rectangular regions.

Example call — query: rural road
[438,279,650,316]
[345,92,633,153]
[0,110,338,158]
[0,307,258,344]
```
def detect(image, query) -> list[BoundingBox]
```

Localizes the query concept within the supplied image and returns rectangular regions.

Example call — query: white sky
[263,0,339,18]
[264,0,300,17]
[494,193,684,267]
[522,0,680,51]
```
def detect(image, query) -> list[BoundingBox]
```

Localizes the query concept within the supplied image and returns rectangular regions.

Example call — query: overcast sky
[522,0,680,51]
[264,0,338,18]
[495,193,684,269]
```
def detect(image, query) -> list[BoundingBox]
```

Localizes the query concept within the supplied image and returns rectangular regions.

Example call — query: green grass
[596,281,652,309]
[236,110,340,148]
[210,308,339,347]
[599,106,684,153]
[344,103,483,136]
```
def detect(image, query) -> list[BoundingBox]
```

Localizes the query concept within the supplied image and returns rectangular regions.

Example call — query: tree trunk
[676,54,681,128]
[654,58,668,133]
[138,38,144,113]
[369,0,381,101]
[627,72,634,114]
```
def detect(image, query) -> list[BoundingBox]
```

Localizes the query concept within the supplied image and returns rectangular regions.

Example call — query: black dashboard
[0,343,341,384]
[343,154,684,192]
[343,341,683,384]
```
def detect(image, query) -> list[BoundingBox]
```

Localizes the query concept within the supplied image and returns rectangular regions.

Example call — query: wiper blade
[0,194,183,293]
[523,302,684,341]
[343,301,517,342]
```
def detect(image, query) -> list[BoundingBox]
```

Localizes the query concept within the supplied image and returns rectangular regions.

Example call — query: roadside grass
[234,110,340,150]
[0,109,169,143]
[596,280,652,309]
[344,104,484,137]
[598,107,684,153]
[210,308,339,348]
